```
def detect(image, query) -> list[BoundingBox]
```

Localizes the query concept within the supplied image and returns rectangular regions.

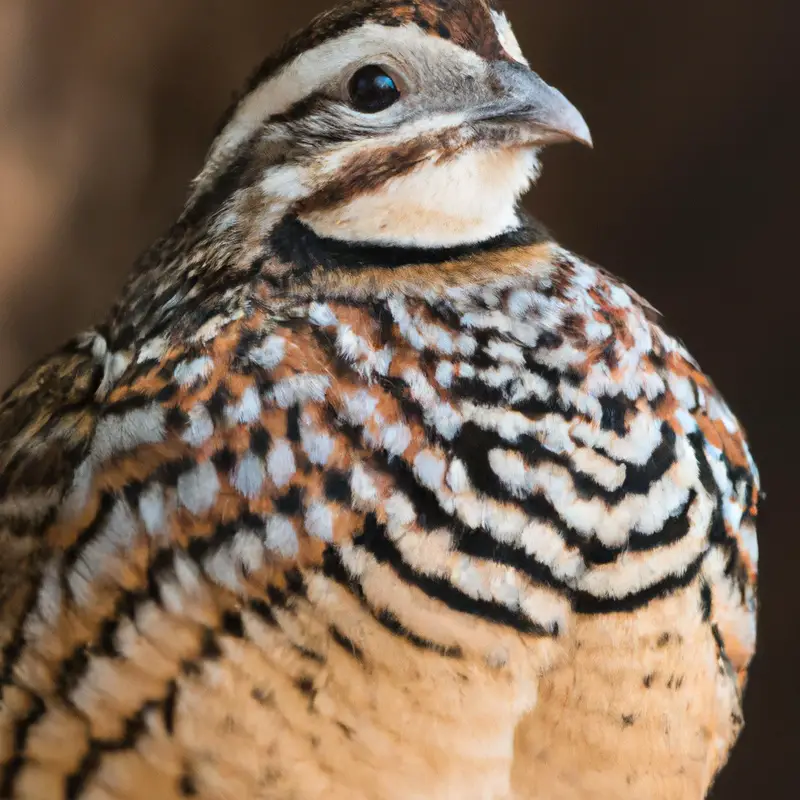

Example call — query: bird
[0,1,760,798]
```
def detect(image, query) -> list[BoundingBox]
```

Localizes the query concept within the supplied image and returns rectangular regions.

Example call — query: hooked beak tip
[491,62,593,149]
[537,91,593,148]
[569,116,593,148]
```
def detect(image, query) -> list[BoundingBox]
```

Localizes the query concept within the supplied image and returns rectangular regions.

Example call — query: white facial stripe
[197,23,488,192]
[311,108,471,181]
[490,10,529,66]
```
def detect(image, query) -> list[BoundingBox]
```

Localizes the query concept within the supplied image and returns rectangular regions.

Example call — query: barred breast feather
[0,242,758,798]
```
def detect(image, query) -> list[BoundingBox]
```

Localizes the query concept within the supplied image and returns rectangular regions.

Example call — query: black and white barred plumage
[0,2,758,798]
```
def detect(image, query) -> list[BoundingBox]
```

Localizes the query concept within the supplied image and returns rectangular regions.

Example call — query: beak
[485,61,592,148]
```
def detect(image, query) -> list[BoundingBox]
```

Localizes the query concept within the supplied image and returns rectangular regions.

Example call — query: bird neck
[267,214,549,275]
[106,147,550,351]
[185,132,542,251]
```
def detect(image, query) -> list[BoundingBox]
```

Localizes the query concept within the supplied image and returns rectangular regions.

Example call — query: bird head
[186,0,591,254]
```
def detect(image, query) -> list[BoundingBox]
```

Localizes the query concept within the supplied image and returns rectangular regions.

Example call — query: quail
[0,1,759,798]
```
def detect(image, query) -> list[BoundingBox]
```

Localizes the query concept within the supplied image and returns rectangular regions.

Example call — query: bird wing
[0,333,107,650]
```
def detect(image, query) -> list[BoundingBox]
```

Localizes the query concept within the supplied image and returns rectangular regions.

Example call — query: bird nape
[0,1,758,799]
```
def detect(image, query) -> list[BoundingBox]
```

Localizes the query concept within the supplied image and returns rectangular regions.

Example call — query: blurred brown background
[0,0,797,796]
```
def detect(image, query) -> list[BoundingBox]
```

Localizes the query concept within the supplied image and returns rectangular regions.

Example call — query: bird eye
[347,65,400,113]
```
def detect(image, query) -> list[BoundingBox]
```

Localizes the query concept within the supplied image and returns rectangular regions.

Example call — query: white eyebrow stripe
[489,10,529,66]
[192,22,487,197]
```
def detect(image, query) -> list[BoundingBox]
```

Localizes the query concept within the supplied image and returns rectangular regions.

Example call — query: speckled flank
[0,249,758,798]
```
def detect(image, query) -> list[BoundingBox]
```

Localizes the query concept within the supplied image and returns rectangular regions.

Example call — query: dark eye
[348,65,400,113]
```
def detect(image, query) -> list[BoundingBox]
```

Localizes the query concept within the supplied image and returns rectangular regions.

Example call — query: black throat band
[268,214,549,275]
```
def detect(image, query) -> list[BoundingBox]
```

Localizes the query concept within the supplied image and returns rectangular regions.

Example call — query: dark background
[0,1,796,796]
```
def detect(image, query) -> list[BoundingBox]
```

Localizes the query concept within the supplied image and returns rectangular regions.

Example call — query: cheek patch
[490,10,529,66]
